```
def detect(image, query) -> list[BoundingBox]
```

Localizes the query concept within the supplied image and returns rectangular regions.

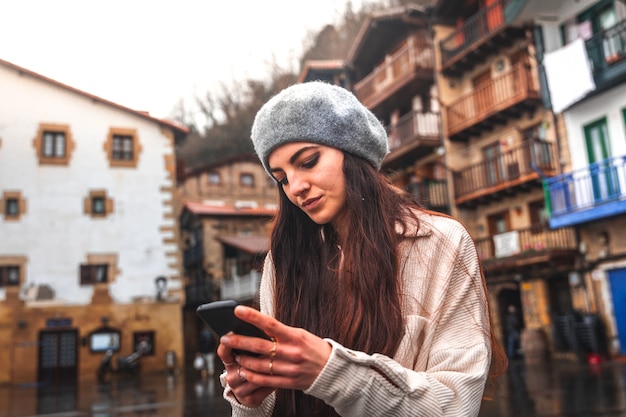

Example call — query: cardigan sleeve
[304,226,492,417]
[222,254,277,417]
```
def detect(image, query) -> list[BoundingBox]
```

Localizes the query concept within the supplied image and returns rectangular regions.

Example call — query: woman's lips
[302,196,321,210]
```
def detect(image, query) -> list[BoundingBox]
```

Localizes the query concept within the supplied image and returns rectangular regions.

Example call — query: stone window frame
[83,189,114,218]
[104,127,142,168]
[1,191,27,221]
[33,123,76,166]
[0,256,26,288]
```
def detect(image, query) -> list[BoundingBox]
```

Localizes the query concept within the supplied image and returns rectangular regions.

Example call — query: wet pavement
[0,359,625,416]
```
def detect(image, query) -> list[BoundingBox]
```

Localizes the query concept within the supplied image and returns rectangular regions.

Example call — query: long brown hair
[270,153,418,417]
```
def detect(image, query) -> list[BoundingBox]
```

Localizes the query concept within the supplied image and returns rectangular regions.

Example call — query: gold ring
[269,358,274,376]
[237,366,246,382]
[269,338,277,358]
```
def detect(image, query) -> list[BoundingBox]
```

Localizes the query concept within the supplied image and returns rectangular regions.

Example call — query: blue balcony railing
[546,154,626,228]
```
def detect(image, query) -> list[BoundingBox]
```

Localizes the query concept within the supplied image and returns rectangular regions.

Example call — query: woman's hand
[217,305,332,407]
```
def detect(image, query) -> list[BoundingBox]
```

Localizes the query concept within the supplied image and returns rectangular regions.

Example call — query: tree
[175,0,410,172]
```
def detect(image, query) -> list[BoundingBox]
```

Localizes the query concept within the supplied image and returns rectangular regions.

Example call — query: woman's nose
[290,177,310,196]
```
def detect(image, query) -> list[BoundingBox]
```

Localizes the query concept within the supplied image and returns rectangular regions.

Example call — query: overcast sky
[1,0,364,120]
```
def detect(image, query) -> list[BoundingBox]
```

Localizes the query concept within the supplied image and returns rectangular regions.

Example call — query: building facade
[0,59,188,385]
[177,155,277,359]
[433,0,583,359]
[541,0,626,358]
[298,0,626,360]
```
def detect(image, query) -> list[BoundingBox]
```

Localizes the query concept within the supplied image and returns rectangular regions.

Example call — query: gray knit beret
[251,81,389,174]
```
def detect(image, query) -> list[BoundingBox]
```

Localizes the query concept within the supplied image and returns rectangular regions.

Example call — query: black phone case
[196,300,271,341]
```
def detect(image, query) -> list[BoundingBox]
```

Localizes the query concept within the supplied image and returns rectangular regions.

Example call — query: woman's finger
[234,306,292,337]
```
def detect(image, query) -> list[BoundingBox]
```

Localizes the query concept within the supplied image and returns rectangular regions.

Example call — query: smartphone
[196,300,271,356]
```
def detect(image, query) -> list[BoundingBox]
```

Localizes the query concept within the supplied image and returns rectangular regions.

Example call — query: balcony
[546,155,626,229]
[585,18,626,94]
[221,268,261,302]
[453,139,557,207]
[475,224,578,280]
[440,0,526,76]
[407,179,449,213]
[353,35,434,111]
[384,110,441,169]
[446,62,540,141]
[183,244,203,268]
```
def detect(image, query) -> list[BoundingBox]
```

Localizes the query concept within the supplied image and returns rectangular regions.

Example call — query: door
[487,210,511,257]
[584,118,619,201]
[609,268,626,355]
[484,0,504,31]
[473,70,493,119]
[38,329,78,385]
[483,141,505,186]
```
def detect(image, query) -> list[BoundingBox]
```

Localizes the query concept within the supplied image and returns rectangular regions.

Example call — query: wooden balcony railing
[453,139,556,203]
[446,62,539,139]
[474,223,576,261]
[440,0,525,69]
[407,179,449,211]
[387,110,440,152]
[353,35,434,107]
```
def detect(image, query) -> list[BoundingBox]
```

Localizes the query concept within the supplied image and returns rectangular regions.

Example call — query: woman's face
[268,142,347,227]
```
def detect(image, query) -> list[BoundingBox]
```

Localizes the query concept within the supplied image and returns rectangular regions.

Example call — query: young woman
[217,81,503,417]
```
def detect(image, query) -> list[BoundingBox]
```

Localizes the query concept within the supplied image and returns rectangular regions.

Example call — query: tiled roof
[217,235,270,254]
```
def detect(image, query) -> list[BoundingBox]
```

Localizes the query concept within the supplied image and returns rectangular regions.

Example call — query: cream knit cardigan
[221,211,492,416]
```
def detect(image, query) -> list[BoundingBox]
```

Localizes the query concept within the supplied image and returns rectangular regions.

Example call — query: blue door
[609,268,626,355]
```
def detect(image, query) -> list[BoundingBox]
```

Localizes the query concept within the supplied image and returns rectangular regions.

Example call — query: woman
[217,81,502,416]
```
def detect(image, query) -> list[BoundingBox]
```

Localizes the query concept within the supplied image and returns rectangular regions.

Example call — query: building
[541,0,626,358]
[0,58,188,385]
[177,155,277,359]
[431,0,583,356]
[299,4,450,214]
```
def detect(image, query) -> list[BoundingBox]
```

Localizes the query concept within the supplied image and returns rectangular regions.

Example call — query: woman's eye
[277,177,288,186]
[302,154,319,169]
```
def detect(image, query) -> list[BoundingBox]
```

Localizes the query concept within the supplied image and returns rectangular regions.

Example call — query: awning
[218,236,270,254]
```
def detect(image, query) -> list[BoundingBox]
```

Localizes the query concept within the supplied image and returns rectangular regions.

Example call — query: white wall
[0,64,178,304]
[564,82,626,171]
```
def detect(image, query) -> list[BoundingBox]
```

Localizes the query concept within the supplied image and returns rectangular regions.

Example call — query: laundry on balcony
[544,38,596,113]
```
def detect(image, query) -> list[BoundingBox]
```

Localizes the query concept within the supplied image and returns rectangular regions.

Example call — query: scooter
[97,342,149,381]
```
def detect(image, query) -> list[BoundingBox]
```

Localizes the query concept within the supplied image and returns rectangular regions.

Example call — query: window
[2,191,26,221]
[33,123,75,165]
[84,190,113,218]
[92,196,105,214]
[89,329,121,353]
[112,134,134,160]
[208,172,221,185]
[105,127,142,168]
[240,173,254,187]
[0,265,20,287]
[5,198,18,216]
[42,131,66,158]
[80,264,109,285]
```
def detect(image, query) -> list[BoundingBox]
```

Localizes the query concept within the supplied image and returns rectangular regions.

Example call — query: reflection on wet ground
[0,360,625,416]
[480,360,626,417]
